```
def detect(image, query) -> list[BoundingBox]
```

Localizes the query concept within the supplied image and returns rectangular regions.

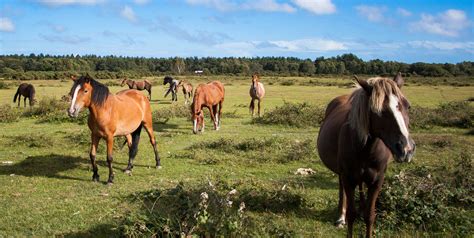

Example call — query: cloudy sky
[0,0,472,63]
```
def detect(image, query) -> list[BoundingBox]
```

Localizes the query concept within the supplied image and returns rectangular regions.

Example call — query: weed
[0,104,21,123]
[410,101,473,129]
[153,104,191,124]
[7,134,54,148]
[252,102,325,128]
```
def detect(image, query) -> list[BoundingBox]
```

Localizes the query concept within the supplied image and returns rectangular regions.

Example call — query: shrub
[252,102,325,128]
[22,97,88,124]
[7,134,54,148]
[0,81,11,89]
[152,104,190,124]
[410,101,473,129]
[0,104,21,123]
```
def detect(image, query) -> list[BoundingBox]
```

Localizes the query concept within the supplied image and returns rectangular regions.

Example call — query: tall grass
[252,102,325,127]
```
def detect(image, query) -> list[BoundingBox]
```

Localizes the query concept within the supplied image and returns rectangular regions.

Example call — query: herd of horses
[13,73,416,237]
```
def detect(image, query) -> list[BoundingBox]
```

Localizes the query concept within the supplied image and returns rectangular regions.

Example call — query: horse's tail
[129,124,143,159]
[13,88,20,103]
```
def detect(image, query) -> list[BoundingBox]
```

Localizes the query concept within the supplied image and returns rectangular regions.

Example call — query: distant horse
[191,81,225,134]
[177,80,193,105]
[121,78,152,100]
[13,83,36,107]
[249,73,265,116]
[317,73,416,237]
[69,75,160,184]
[163,76,179,101]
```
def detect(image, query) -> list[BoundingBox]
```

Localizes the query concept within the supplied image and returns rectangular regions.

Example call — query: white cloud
[185,0,295,13]
[355,5,387,23]
[268,38,347,51]
[134,0,151,5]
[39,34,90,44]
[292,0,335,15]
[121,6,137,23]
[36,0,105,6]
[408,41,474,51]
[0,17,15,32]
[397,7,412,17]
[411,9,471,37]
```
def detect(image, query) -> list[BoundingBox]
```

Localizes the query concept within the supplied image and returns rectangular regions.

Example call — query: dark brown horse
[317,73,415,237]
[249,73,265,117]
[191,81,225,134]
[177,80,193,105]
[13,83,36,107]
[69,75,160,184]
[121,78,152,100]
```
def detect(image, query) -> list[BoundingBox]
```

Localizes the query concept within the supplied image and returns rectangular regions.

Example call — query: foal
[121,78,152,100]
[13,83,36,107]
[177,80,193,105]
[317,73,416,237]
[249,73,265,116]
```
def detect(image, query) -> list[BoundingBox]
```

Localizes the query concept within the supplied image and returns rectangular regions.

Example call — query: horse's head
[191,102,204,134]
[68,75,109,118]
[163,76,172,85]
[251,73,260,88]
[354,73,416,163]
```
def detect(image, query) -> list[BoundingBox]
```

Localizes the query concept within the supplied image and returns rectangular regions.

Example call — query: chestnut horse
[249,73,265,116]
[69,75,160,184]
[121,78,152,100]
[191,81,225,134]
[317,73,416,237]
[13,83,36,107]
[177,80,193,105]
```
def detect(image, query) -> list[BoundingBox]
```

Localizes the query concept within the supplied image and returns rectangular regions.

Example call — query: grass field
[0,76,473,237]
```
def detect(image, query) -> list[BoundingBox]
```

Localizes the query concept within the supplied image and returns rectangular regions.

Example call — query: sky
[0,0,473,63]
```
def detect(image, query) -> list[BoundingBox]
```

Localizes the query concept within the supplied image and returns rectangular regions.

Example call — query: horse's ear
[393,72,404,88]
[354,75,373,95]
[71,75,77,81]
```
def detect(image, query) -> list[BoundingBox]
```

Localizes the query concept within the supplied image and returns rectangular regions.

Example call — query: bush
[152,104,191,124]
[22,97,88,124]
[377,152,473,235]
[252,102,325,128]
[0,81,11,89]
[6,134,54,148]
[0,104,21,123]
[410,101,473,129]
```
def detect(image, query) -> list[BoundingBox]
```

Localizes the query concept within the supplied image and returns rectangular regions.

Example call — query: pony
[121,78,152,100]
[191,81,225,134]
[13,83,36,107]
[249,73,265,116]
[163,76,179,102]
[69,75,161,184]
[316,73,416,237]
[177,80,193,105]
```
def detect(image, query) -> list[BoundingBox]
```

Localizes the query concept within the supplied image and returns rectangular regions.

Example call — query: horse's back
[111,89,151,136]
[317,95,351,173]
[195,81,225,103]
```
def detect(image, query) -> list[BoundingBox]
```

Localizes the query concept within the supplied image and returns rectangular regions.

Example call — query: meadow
[0,75,472,237]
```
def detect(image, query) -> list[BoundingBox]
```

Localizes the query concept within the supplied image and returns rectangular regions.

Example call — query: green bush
[0,104,21,123]
[0,81,11,89]
[22,97,88,124]
[252,102,325,128]
[410,101,473,129]
[152,104,191,124]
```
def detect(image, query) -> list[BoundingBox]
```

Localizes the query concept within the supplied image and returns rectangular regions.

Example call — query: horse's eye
[84,90,88,93]
[396,104,400,110]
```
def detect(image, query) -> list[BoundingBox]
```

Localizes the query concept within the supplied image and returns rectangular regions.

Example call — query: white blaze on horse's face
[193,118,198,134]
[68,85,82,117]
[388,94,413,158]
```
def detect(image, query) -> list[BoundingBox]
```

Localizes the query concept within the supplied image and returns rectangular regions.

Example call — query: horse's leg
[17,95,21,107]
[125,126,142,174]
[143,120,161,168]
[359,182,365,218]
[257,98,262,117]
[208,106,217,130]
[364,179,384,238]
[105,136,115,184]
[336,176,347,227]
[218,100,223,128]
[90,134,100,182]
[342,176,357,238]
[23,97,27,107]
[249,99,255,116]
[212,105,219,130]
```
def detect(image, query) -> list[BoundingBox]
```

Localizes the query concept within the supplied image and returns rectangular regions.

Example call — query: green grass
[0,76,473,237]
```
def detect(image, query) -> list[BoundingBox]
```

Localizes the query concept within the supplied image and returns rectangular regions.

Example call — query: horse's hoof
[92,176,100,182]
[156,166,162,169]
[107,182,113,186]
[335,218,346,228]
[124,170,132,176]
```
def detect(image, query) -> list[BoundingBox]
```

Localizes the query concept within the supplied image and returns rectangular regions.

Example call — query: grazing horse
[317,73,416,237]
[163,76,179,102]
[121,78,152,100]
[249,73,265,116]
[191,81,225,134]
[13,83,36,107]
[177,80,193,105]
[69,75,160,184]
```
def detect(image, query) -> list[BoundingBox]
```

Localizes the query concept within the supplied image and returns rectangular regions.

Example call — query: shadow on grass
[0,153,87,181]
[61,223,119,238]
[152,122,180,133]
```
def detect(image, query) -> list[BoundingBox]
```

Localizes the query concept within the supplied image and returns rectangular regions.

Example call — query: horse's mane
[348,77,404,143]
[28,84,36,99]
[70,75,109,107]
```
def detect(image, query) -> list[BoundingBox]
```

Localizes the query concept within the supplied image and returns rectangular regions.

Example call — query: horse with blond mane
[69,75,160,184]
[249,73,265,116]
[317,73,416,237]
[191,81,224,134]
[121,78,152,100]
[177,80,193,105]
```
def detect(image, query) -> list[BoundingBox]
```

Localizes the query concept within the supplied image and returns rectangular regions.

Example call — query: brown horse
[191,81,225,134]
[13,83,36,107]
[121,78,152,100]
[69,75,160,184]
[317,73,415,237]
[177,80,193,105]
[249,73,265,116]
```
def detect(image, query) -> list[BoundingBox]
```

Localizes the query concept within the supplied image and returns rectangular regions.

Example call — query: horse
[69,75,161,184]
[13,83,36,107]
[177,80,193,105]
[163,76,179,102]
[249,73,265,116]
[191,81,225,134]
[121,78,152,100]
[316,73,416,238]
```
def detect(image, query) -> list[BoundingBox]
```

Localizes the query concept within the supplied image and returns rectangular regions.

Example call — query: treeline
[0,53,473,80]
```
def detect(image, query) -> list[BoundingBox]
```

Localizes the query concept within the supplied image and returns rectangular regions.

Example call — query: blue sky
[0,0,472,63]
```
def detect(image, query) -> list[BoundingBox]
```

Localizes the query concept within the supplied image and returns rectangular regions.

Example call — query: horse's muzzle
[393,137,416,163]
[68,108,79,118]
